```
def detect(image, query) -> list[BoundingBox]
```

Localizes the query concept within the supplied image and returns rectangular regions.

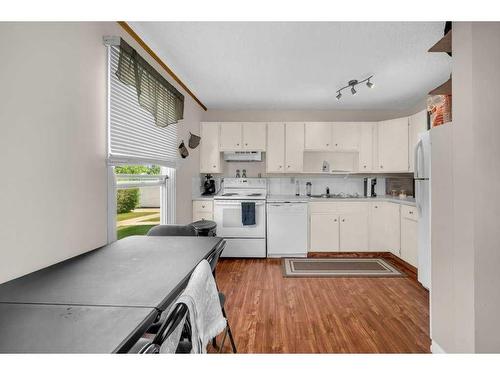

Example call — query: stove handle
[214,201,266,206]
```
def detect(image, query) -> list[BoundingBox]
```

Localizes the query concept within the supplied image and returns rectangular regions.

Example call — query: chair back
[147,224,197,237]
[207,240,226,275]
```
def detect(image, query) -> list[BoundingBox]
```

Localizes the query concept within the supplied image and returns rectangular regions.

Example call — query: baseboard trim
[431,340,446,354]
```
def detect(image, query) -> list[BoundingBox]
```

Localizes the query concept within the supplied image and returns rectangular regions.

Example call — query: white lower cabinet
[400,205,419,267]
[369,202,401,255]
[309,202,368,252]
[310,213,339,251]
[192,200,213,222]
[339,211,369,250]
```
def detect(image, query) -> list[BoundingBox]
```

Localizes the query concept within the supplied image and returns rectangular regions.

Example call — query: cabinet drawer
[193,200,213,212]
[401,205,418,221]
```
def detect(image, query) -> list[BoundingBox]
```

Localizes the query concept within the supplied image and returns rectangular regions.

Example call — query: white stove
[215,178,267,200]
[214,178,267,258]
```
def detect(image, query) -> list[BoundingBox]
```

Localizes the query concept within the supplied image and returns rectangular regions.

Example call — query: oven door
[213,200,266,238]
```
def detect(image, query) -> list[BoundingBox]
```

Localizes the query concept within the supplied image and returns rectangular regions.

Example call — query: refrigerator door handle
[414,139,423,179]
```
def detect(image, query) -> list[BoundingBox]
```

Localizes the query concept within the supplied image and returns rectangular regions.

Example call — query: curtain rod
[116,21,207,111]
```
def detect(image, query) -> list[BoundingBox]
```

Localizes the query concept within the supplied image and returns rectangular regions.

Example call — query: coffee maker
[363,177,377,197]
[202,174,216,196]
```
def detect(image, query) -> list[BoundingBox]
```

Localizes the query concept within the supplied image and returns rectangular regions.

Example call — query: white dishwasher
[266,202,308,257]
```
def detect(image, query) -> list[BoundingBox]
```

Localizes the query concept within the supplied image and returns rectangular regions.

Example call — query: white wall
[0,22,204,283]
[469,22,500,353]
[432,22,500,353]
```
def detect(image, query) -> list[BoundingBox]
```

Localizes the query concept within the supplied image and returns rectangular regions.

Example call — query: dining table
[0,235,224,353]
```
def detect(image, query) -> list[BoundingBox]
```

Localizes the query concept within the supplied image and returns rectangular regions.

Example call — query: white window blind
[108,46,178,168]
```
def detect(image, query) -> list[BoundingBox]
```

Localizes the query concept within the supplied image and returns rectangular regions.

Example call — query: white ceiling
[129,22,451,110]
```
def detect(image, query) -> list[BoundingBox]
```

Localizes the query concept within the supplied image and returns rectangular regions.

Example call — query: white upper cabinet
[332,122,360,151]
[266,123,286,173]
[200,123,221,173]
[219,123,242,151]
[220,122,267,151]
[285,123,304,173]
[408,110,428,172]
[304,122,332,150]
[242,123,266,150]
[376,117,409,172]
[358,123,374,172]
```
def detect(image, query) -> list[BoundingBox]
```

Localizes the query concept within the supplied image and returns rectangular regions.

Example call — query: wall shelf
[428,30,452,54]
[428,76,452,96]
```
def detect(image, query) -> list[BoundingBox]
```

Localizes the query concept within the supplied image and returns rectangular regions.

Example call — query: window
[106,43,178,242]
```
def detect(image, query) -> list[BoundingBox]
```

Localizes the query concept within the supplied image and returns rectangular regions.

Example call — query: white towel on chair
[175,259,226,353]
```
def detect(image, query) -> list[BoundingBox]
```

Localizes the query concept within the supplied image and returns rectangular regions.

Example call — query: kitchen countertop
[192,194,216,201]
[266,194,416,206]
[192,194,416,206]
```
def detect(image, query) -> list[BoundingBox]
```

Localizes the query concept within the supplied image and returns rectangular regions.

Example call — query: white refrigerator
[414,131,431,289]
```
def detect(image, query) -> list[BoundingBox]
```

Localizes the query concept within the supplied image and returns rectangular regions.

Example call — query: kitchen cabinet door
[193,200,214,222]
[339,211,369,251]
[401,217,418,267]
[285,123,304,173]
[377,117,409,172]
[369,202,400,255]
[219,123,242,151]
[304,122,332,150]
[400,206,418,267]
[266,123,285,173]
[408,110,428,172]
[200,123,221,173]
[310,213,339,251]
[242,122,266,151]
[358,123,374,172]
[332,122,360,151]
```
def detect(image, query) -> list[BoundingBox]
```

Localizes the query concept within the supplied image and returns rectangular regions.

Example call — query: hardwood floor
[214,256,430,353]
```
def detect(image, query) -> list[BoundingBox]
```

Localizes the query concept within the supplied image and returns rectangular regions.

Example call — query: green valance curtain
[116,38,184,127]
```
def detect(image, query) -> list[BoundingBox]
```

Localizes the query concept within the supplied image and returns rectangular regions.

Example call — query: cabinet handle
[380,165,384,168]
[363,165,367,169]
[374,205,378,208]
[245,143,248,146]
[335,143,338,147]
[236,143,240,146]
[279,165,282,169]
[409,211,413,214]
[326,143,329,146]
[334,219,337,222]
[287,165,291,168]
[212,165,216,168]
[342,219,345,222]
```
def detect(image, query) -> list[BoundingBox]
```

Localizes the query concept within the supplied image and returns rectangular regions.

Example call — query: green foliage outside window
[115,165,160,175]
[116,189,139,214]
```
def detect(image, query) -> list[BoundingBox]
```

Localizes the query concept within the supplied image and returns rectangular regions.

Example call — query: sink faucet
[326,187,330,195]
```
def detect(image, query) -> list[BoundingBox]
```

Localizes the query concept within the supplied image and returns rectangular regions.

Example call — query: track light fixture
[335,75,374,101]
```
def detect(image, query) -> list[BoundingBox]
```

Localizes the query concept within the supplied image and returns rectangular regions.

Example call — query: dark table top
[0,303,157,353]
[0,236,223,311]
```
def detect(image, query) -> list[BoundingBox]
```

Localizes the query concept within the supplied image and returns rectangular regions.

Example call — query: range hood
[223,151,262,162]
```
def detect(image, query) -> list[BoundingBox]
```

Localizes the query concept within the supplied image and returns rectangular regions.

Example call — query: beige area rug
[282,258,406,278]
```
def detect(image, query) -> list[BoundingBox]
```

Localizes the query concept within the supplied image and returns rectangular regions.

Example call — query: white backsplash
[194,175,386,197]
[266,176,386,196]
